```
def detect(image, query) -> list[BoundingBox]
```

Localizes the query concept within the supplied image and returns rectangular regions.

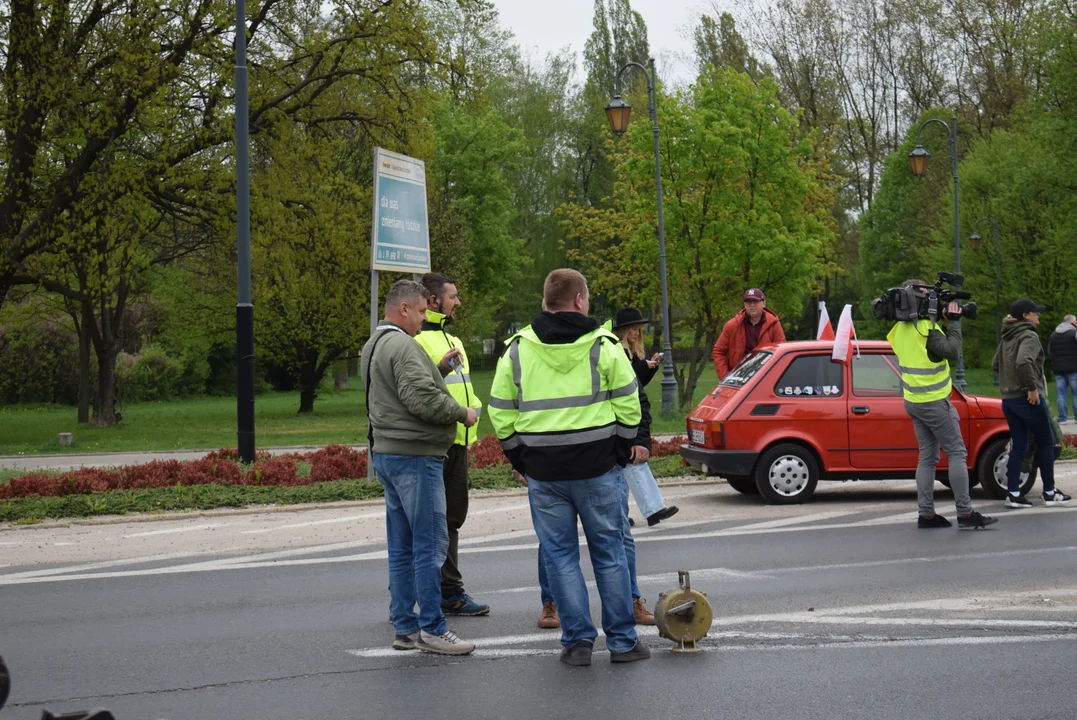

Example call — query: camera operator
[887,280,997,530]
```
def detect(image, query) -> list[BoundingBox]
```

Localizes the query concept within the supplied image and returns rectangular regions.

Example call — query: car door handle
[851,406,870,415]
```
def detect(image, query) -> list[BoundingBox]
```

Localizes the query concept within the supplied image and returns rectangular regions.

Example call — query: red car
[680,340,1029,504]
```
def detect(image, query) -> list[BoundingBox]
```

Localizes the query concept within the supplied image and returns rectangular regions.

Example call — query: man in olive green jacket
[360,279,478,656]
[993,298,1071,508]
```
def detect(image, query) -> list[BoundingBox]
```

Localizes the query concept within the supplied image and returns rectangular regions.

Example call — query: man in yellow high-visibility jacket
[415,272,489,617]
[489,269,649,667]
[888,280,996,530]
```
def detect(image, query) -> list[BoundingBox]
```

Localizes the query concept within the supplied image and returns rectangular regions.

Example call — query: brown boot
[633,598,656,625]
[537,601,560,629]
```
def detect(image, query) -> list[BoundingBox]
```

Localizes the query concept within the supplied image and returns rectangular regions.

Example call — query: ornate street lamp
[605,58,678,416]
[605,95,632,136]
[908,112,967,392]
[970,217,1002,384]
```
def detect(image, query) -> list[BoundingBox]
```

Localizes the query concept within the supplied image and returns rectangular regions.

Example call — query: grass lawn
[0,367,716,455]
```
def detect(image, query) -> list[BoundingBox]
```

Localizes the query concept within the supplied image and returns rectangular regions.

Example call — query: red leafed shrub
[5,468,123,498]
[468,434,507,468]
[245,457,302,486]
[651,436,686,458]
[175,458,244,486]
[307,444,367,481]
[122,460,185,489]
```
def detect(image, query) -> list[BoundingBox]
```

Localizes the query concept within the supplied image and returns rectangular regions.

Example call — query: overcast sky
[489,0,733,86]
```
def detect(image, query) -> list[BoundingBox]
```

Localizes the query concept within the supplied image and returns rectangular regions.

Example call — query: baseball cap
[743,288,765,301]
[1009,298,1046,317]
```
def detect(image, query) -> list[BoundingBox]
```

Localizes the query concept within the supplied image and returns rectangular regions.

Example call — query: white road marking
[238,503,533,536]
[720,510,853,532]
[240,513,384,534]
[124,523,222,538]
[767,545,1077,576]
[345,632,1077,659]
[0,552,199,580]
[5,515,1076,585]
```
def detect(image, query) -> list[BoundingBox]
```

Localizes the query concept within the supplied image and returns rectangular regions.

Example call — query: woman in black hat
[612,308,680,528]
[994,298,1071,508]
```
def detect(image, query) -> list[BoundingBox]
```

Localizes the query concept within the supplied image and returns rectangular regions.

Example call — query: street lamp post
[605,58,677,417]
[235,0,255,463]
[908,112,967,392]
[969,217,1001,384]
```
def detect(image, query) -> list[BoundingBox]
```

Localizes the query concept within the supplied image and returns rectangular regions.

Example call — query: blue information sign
[370,147,431,273]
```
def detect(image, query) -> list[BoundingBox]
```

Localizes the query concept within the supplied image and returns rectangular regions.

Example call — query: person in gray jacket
[993,298,1072,508]
[361,279,479,656]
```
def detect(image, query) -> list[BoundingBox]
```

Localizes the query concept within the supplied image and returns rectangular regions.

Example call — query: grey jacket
[992,317,1047,399]
[360,323,469,457]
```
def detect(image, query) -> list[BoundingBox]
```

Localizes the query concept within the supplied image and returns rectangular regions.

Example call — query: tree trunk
[78,315,91,424]
[298,386,316,414]
[334,361,349,389]
[91,342,119,426]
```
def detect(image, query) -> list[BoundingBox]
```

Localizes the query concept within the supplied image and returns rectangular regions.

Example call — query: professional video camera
[871,271,978,323]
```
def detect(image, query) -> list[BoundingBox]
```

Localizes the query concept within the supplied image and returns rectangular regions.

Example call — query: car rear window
[720,351,772,388]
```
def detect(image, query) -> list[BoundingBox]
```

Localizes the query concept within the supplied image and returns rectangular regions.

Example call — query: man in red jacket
[712,288,786,379]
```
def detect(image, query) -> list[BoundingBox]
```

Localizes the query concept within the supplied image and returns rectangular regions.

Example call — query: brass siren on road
[654,570,713,652]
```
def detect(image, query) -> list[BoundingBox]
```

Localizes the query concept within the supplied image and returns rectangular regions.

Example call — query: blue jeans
[1002,398,1056,494]
[623,460,666,520]
[1056,372,1077,422]
[373,453,449,636]
[528,468,637,653]
[537,477,640,604]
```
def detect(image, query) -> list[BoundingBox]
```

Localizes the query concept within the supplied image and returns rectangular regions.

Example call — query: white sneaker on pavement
[417,629,475,656]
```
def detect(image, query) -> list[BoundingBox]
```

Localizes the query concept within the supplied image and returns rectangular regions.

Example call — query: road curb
[1,476,718,530]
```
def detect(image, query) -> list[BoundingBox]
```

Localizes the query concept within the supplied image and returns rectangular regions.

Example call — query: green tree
[429,98,526,338]
[250,128,370,414]
[562,67,834,407]
[2,0,441,424]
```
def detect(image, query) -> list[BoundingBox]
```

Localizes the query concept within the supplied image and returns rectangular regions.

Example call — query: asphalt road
[3,477,1077,720]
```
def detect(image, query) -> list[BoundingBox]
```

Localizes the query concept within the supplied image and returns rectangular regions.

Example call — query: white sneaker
[418,629,475,656]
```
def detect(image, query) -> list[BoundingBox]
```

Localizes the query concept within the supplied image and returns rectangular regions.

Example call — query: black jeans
[440,443,469,597]
[1002,397,1056,495]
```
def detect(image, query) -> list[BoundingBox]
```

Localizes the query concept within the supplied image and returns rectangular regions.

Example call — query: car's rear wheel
[724,475,758,495]
[977,436,1037,499]
[754,444,819,504]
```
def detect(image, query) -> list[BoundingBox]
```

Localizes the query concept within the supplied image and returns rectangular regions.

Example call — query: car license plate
[690,429,705,445]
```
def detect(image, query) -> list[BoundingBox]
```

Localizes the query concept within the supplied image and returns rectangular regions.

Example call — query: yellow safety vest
[414,310,482,446]
[887,320,952,403]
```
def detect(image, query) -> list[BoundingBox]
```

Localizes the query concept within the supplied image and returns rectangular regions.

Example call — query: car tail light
[688,418,724,449]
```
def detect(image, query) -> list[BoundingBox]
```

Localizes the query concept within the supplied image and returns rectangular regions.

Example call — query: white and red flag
[817,301,835,341]
[831,304,859,362]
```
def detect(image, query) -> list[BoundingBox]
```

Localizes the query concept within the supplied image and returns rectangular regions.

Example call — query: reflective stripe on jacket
[888,319,952,403]
[487,325,641,481]
[414,309,482,446]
